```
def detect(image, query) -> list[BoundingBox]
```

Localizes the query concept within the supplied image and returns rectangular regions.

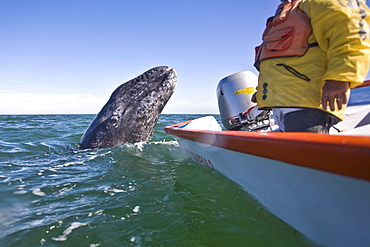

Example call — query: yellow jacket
[256,0,370,119]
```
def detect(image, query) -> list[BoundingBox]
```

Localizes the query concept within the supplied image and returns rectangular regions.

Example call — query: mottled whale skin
[79,66,177,149]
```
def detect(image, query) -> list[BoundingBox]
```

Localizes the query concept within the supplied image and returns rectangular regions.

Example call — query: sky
[1,0,369,115]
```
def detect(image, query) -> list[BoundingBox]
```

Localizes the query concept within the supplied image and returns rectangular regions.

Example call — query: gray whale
[79,66,177,149]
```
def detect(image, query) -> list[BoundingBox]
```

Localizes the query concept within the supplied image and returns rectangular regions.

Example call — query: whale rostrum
[79,66,177,149]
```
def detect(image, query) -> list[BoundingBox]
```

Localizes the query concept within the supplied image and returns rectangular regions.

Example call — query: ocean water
[0,114,317,247]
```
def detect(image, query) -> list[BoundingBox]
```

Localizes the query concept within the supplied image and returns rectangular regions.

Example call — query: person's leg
[283,108,339,133]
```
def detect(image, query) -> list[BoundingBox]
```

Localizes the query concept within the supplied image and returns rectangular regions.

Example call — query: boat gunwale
[164,121,370,181]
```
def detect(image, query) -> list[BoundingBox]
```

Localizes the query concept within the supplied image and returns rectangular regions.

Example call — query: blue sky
[1,0,369,114]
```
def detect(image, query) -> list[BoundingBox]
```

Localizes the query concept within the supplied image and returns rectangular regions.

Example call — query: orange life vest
[254,0,316,70]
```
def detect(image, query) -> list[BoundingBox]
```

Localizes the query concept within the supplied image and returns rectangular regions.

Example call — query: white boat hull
[165,83,370,246]
[176,136,370,247]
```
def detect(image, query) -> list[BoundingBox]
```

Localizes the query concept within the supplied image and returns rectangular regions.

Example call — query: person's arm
[302,0,370,109]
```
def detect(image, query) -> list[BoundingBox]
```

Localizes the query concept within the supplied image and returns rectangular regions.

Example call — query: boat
[164,71,370,247]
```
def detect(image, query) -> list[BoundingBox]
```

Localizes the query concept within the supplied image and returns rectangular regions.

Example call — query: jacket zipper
[276,63,311,81]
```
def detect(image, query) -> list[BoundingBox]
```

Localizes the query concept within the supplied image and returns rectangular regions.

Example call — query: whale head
[79,66,177,149]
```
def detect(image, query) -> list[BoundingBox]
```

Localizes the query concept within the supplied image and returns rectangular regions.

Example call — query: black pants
[283,108,340,133]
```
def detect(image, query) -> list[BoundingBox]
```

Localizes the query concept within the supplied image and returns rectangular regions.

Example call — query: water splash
[52,222,88,242]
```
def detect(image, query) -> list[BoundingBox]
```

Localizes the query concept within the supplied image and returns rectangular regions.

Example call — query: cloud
[0,92,106,114]
[0,92,219,115]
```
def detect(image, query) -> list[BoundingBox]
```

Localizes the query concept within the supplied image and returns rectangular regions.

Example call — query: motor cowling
[217,71,271,131]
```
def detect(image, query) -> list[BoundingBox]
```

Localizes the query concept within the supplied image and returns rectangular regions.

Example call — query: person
[253,0,370,133]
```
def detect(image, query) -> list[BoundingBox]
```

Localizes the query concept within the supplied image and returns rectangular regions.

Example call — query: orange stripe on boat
[355,80,370,88]
[165,122,370,181]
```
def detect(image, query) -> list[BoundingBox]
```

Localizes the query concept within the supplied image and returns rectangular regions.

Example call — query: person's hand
[321,80,349,111]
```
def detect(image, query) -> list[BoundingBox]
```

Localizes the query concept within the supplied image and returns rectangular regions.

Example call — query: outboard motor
[217,71,272,131]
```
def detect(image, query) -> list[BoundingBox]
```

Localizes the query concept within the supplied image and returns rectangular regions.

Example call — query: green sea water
[0,114,317,247]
